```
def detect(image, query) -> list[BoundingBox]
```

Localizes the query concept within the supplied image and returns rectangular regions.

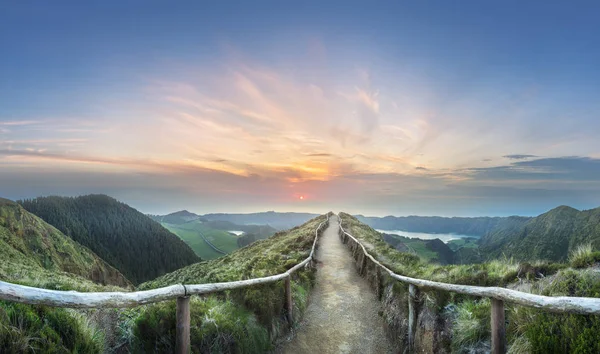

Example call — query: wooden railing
[338,217,600,354]
[0,214,330,354]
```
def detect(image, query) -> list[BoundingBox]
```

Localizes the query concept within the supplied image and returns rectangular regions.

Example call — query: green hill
[339,212,600,353]
[0,198,133,353]
[480,205,600,262]
[356,214,531,236]
[155,213,278,260]
[138,214,328,353]
[381,232,479,265]
[0,198,130,288]
[162,221,240,260]
[18,195,200,285]
[149,210,205,224]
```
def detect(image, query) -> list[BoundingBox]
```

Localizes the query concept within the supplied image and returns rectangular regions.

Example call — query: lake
[375,229,478,243]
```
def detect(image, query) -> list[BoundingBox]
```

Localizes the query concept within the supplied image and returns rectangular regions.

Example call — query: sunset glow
[1,2,599,216]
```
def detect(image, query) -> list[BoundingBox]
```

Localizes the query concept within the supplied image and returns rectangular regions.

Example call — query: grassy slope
[480,206,600,263]
[447,238,479,251]
[163,221,240,260]
[340,212,600,353]
[0,198,131,288]
[142,214,326,287]
[137,214,328,353]
[19,195,200,285]
[2,204,327,353]
[164,219,277,260]
[0,199,132,353]
[341,213,525,286]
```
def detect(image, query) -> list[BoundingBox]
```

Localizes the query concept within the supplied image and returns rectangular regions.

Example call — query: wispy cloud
[2,42,600,216]
[0,120,41,126]
[504,154,538,160]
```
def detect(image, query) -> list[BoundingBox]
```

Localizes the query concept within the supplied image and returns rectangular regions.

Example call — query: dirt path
[278,215,396,354]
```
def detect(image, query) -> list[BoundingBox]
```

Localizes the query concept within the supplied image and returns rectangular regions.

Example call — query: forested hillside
[480,205,600,262]
[0,198,130,288]
[19,195,200,284]
[356,214,531,235]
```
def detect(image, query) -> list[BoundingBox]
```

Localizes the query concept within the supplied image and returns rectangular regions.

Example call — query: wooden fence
[338,218,600,354]
[0,214,330,354]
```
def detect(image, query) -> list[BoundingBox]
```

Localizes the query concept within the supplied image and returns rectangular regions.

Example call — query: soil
[277,215,396,354]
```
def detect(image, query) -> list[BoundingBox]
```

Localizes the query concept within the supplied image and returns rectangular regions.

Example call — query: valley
[2,194,600,353]
[151,210,279,259]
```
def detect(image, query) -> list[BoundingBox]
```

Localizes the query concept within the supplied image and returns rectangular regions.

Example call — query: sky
[1,1,600,217]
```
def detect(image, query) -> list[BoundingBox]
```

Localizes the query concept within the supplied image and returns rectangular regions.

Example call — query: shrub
[132,296,269,354]
[0,301,103,353]
[525,311,600,354]
[450,299,490,352]
[509,270,600,353]
[569,244,600,268]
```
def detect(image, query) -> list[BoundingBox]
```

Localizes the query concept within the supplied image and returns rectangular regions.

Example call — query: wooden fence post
[491,298,506,354]
[176,296,190,354]
[360,253,367,275]
[408,284,419,352]
[285,275,293,325]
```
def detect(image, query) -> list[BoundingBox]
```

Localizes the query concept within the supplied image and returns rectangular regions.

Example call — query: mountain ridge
[0,198,131,288]
[480,205,600,262]
[18,194,200,284]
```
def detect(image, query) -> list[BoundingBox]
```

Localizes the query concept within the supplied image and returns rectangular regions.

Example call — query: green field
[163,221,240,260]
[384,233,438,261]
[447,238,479,251]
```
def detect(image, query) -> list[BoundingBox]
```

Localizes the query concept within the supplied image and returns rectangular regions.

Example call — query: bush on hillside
[505,269,600,354]
[0,301,103,353]
[132,297,269,354]
[450,299,491,352]
[569,244,600,269]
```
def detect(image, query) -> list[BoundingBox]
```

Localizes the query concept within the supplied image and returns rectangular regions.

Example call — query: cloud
[503,154,538,160]
[0,120,41,126]
[306,153,332,157]
[464,156,600,183]
[2,43,600,216]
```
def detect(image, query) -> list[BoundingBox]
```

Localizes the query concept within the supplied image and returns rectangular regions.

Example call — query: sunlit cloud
[1,39,599,216]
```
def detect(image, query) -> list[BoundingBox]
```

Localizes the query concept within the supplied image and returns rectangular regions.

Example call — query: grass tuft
[569,243,600,268]
[450,299,491,352]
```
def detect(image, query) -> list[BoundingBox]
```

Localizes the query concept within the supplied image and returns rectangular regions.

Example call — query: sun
[299,196,304,200]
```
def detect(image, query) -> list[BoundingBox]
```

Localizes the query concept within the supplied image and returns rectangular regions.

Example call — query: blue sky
[1,1,599,216]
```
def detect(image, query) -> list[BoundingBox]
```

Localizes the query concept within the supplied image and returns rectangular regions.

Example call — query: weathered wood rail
[0,214,330,354]
[338,217,600,354]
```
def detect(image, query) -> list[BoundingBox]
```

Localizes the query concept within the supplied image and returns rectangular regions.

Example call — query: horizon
[10,193,587,219]
[2,2,600,216]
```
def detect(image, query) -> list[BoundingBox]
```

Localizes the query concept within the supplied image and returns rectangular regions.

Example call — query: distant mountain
[0,198,130,287]
[149,210,206,224]
[202,211,319,230]
[355,214,531,236]
[19,195,200,284]
[480,205,600,262]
